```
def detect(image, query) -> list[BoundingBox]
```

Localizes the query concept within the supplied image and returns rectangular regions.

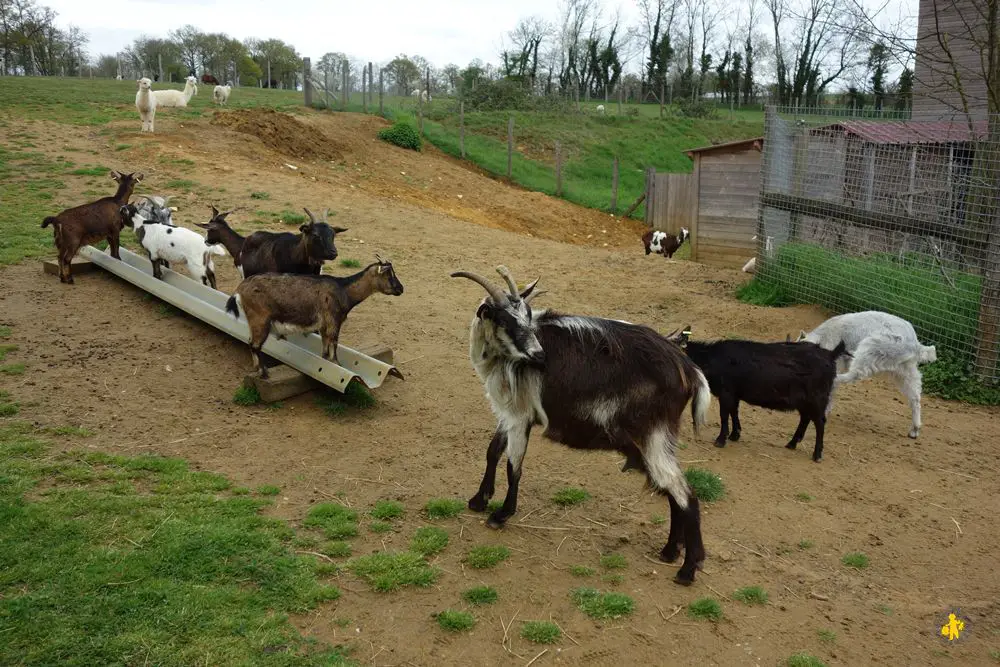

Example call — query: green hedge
[377,121,421,151]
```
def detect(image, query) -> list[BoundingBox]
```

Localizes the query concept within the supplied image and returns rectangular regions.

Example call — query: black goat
[666,328,848,462]
[238,208,347,278]
[452,266,712,585]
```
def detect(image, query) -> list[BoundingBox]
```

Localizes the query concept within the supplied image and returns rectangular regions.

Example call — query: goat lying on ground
[239,208,347,278]
[122,197,226,289]
[796,311,936,438]
[195,207,245,277]
[42,170,143,284]
[666,328,848,462]
[135,78,157,132]
[451,266,711,585]
[642,228,689,258]
[225,256,403,377]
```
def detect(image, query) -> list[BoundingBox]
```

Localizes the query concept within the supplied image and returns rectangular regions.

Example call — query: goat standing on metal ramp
[451,266,711,585]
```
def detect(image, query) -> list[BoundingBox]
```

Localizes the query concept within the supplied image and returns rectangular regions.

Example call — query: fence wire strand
[756,106,1000,381]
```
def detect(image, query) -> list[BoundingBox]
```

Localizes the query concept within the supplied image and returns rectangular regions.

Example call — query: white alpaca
[798,311,937,438]
[153,76,198,108]
[135,77,157,132]
[213,84,232,105]
[596,104,605,114]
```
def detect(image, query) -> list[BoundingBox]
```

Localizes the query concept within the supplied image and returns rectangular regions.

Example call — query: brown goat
[225,256,404,378]
[41,171,143,283]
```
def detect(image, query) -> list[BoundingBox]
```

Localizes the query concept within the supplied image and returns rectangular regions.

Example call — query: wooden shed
[684,138,763,268]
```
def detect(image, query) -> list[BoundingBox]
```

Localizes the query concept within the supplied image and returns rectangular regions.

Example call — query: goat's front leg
[108,234,121,260]
[468,426,506,512]
[785,412,811,450]
[487,423,531,529]
[713,396,731,447]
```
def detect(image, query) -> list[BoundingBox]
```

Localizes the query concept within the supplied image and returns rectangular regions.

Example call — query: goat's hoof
[713,440,727,448]
[672,570,696,586]
[728,431,741,442]
[908,429,920,439]
[812,456,823,463]
[485,511,508,530]
[659,544,680,563]
[785,442,798,450]
[467,495,489,512]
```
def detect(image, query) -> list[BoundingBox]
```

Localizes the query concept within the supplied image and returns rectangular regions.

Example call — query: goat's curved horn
[303,207,316,223]
[451,271,508,304]
[495,265,519,296]
[322,208,330,221]
[524,289,547,304]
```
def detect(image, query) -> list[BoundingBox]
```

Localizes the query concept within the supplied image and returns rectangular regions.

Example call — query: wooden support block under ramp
[245,343,395,403]
[42,257,97,277]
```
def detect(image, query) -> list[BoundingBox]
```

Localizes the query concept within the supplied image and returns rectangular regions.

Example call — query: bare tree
[638,0,680,96]
[502,16,551,88]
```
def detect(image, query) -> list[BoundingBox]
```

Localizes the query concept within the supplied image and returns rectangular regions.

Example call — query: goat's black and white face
[452,266,546,368]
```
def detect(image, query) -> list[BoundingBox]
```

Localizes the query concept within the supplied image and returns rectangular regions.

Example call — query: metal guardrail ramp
[80,246,402,392]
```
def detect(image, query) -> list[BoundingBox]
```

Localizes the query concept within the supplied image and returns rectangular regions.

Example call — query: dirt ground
[2,106,999,667]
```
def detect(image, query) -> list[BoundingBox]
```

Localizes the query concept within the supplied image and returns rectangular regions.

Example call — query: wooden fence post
[660,80,665,118]
[644,167,655,224]
[302,57,312,107]
[324,70,329,109]
[368,62,373,109]
[611,157,620,212]
[555,141,563,196]
[418,94,424,135]
[459,101,465,158]
[362,68,367,113]
[378,68,383,116]
[617,85,623,115]
[341,60,348,111]
[425,67,430,100]
[507,116,514,179]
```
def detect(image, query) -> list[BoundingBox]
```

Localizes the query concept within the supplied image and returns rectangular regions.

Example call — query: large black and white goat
[451,266,712,585]
[642,228,689,258]
[666,329,849,462]
[796,311,937,438]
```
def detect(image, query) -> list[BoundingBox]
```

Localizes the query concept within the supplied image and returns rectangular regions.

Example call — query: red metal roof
[813,119,989,145]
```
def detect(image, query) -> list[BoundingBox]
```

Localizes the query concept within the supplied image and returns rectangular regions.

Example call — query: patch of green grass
[841,552,870,569]
[569,565,595,577]
[0,362,25,375]
[0,325,10,338]
[922,350,1000,405]
[876,604,893,615]
[798,539,815,550]
[277,209,308,225]
[599,553,627,569]
[571,587,635,619]
[369,520,393,533]
[315,384,376,416]
[348,551,438,592]
[303,503,358,539]
[232,486,251,495]
[250,191,271,200]
[339,258,362,268]
[435,609,475,632]
[684,467,725,502]
[465,545,510,569]
[114,144,131,151]
[45,425,94,437]
[233,384,262,406]
[0,344,19,362]
[320,541,352,558]
[487,499,503,513]
[521,620,561,644]
[68,166,106,176]
[988,649,1000,662]
[786,653,827,667]
[0,422,349,665]
[462,586,498,605]
[603,573,624,585]
[257,485,281,496]
[687,597,723,621]
[732,586,768,606]
[164,179,197,192]
[0,390,19,417]
[795,491,814,502]
[370,500,404,520]
[424,498,465,519]
[818,629,837,644]
[409,526,449,556]
[650,514,666,525]
[552,487,590,506]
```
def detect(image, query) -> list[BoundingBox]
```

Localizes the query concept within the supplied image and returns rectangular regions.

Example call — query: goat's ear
[210,205,220,218]
[476,301,494,321]
[796,330,807,342]
[378,264,389,274]
[134,173,144,182]
[786,333,792,343]
[110,170,121,181]
[519,277,540,300]
[193,222,209,229]
[332,227,348,234]
[299,223,313,234]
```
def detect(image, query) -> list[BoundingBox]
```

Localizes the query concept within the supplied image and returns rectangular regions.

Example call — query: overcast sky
[44,0,917,69]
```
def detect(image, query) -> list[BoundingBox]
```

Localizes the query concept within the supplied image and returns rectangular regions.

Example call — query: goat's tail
[919,344,937,365]
[41,216,59,229]
[225,294,240,318]
[690,367,711,437]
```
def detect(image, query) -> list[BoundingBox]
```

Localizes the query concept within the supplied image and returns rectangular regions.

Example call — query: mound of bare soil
[211,108,343,162]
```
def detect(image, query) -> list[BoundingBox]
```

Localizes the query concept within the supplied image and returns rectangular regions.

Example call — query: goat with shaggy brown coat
[225,257,404,377]
[41,170,143,284]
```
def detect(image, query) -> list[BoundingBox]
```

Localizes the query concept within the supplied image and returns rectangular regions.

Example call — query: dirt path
[1,108,998,666]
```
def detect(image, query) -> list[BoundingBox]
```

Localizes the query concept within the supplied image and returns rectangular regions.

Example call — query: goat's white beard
[469,316,548,431]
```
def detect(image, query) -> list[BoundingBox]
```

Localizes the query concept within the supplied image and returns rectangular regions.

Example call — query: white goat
[213,84,232,105]
[123,197,227,289]
[152,76,198,108]
[596,104,605,114]
[135,78,157,132]
[797,311,937,438]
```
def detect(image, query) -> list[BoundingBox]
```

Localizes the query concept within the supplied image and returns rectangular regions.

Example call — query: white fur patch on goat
[582,396,622,428]
[642,426,689,509]
[648,231,668,253]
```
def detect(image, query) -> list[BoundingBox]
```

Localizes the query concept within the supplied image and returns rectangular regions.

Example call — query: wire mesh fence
[755,106,1000,381]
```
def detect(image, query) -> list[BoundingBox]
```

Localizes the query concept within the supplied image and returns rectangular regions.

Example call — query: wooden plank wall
[650,172,697,238]
[696,148,761,268]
